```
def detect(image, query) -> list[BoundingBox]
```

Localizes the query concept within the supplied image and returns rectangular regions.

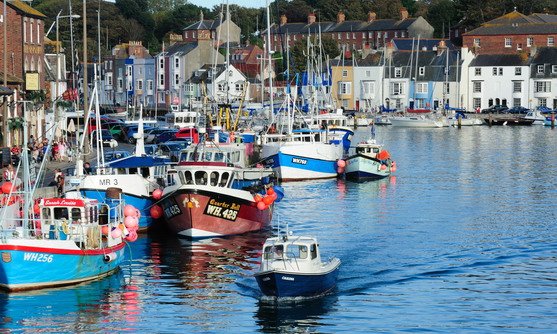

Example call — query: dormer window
[537,65,544,74]
[419,67,425,76]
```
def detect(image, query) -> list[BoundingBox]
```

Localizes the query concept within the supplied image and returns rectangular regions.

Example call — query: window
[475,68,481,76]
[499,68,503,75]
[527,37,534,47]
[391,82,404,95]
[147,80,153,91]
[174,57,179,68]
[185,32,188,38]
[23,18,27,43]
[352,32,355,39]
[537,65,544,74]
[492,67,497,75]
[394,67,402,78]
[361,81,375,95]
[473,98,481,108]
[416,82,428,93]
[365,70,371,77]
[37,21,41,45]
[548,36,555,47]
[515,67,522,75]
[235,83,244,91]
[346,32,350,39]
[117,78,123,91]
[342,70,348,77]
[106,73,113,86]
[473,81,481,93]
[552,65,557,73]
[338,82,351,94]
[30,19,34,44]
[538,98,547,107]
[337,33,341,39]
[159,73,164,87]
[174,73,179,86]
[473,38,480,46]
[137,79,143,90]
[443,82,450,94]
[513,81,522,93]
[394,31,398,38]
[513,98,521,107]
[127,65,132,77]
[535,81,551,93]
[504,37,512,48]
[517,43,522,50]
[419,67,425,76]
[368,32,372,38]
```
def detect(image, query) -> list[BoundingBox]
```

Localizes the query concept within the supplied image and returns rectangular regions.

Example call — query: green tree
[289,35,339,74]
[426,0,459,38]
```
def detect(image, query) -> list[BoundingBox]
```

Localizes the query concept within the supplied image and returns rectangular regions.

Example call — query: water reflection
[0,272,131,332]
[149,229,269,293]
[255,294,339,333]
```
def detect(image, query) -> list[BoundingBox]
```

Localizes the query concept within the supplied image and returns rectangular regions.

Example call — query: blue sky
[189,0,265,9]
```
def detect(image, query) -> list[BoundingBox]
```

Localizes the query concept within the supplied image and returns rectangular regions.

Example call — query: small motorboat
[254,232,340,298]
[343,138,396,182]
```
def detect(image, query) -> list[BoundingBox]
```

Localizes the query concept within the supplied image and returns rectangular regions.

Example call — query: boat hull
[390,116,447,128]
[160,188,272,238]
[255,262,340,297]
[345,155,390,182]
[262,142,342,181]
[0,240,125,292]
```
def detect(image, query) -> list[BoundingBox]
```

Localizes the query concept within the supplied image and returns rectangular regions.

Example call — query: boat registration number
[23,253,54,263]
[161,198,182,219]
[204,199,240,221]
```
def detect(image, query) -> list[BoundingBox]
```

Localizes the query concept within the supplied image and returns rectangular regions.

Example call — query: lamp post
[54,12,80,138]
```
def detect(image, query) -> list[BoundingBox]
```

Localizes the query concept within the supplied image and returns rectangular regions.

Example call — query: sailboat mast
[265,0,274,122]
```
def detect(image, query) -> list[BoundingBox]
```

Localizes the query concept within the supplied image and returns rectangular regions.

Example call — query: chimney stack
[437,40,447,56]
[367,12,377,23]
[337,11,345,24]
[280,14,287,26]
[308,13,316,24]
[400,7,409,20]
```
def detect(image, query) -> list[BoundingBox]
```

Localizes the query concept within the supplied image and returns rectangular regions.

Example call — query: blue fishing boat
[0,120,138,292]
[73,104,171,231]
[254,233,340,298]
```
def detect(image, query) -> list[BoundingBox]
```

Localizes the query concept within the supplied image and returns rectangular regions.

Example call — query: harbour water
[2,125,557,332]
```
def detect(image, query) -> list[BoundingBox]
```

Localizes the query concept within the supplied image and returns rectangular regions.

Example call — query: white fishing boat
[343,138,396,182]
[254,230,340,298]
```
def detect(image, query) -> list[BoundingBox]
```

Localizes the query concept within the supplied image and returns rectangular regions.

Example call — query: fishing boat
[0,194,137,291]
[254,231,340,298]
[343,138,396,182]
[0,119,139,292]
[157,139,281,238]
[71,101,170,231]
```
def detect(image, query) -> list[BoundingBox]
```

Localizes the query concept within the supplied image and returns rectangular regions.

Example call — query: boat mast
[265,0,274,123]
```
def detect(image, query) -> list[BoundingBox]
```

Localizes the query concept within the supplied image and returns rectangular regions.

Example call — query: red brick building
[0,0,46,146]
[265,9,434,54]
[463,10,557,55]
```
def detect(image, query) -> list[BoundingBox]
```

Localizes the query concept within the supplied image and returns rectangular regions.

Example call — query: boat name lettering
[291,158,307,165]
[281,276,294,281]
[23,253,54,263]
[204,199,239,221]
[99,179,118,186]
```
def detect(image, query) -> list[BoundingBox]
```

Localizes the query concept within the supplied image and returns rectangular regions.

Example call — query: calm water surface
[2,125,557,333]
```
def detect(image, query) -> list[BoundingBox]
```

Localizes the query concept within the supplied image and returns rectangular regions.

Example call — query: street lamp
[54,12,79,132]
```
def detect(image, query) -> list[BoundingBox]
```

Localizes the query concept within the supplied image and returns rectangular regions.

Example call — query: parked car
[153,129,178,144]
[124,125,154,144]
[103,150,131,162]
[144,128,172,144]
[90,129,116,147]
[506,106,530,114]
[481,105,509,113]
[156,141,189,162]
[174,127,199,143]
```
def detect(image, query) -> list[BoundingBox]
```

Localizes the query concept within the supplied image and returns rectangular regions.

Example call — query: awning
[0,86,13,96]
